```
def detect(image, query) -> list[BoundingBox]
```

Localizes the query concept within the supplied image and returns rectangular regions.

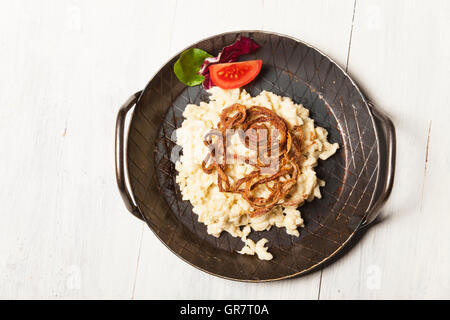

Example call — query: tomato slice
[209,60,262,89]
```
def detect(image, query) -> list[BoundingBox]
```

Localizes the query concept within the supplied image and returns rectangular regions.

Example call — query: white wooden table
[1,0,449,299]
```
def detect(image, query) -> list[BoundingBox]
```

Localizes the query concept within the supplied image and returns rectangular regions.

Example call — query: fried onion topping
[201,104,304,217]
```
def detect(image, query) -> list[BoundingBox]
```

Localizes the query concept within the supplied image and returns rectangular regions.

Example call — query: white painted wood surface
[0,0,449,299]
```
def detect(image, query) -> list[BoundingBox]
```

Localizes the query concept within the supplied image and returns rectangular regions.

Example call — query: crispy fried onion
[201,104,304,217]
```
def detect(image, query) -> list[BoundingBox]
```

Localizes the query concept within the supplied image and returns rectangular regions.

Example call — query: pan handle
[360,102,396,227]
[115,91,144,221]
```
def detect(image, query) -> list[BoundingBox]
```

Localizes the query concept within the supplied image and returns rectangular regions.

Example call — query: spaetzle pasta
[175,88,339,260]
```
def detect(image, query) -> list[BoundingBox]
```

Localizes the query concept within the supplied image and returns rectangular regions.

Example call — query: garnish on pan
[198,36,260,89]
[201,104,304,217]
[209,60,263,89]
[173,48,212,86]
[173,36,261,89]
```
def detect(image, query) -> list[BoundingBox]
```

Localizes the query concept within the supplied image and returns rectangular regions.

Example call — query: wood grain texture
[0,0,449,299]
[0,0,175,299]
[319,0,450,299]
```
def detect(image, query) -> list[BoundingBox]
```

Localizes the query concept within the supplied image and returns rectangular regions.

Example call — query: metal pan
[115,31,395,282]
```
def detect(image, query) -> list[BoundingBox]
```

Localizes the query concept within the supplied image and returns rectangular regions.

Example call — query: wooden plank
[0,0,177,299]
[133,0,355,299]
[319,0,450,299]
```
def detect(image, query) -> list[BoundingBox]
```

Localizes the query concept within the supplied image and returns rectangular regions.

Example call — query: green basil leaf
[174,48,213,86]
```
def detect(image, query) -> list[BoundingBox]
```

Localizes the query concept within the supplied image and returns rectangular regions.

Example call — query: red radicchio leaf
[198,36,260,89]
